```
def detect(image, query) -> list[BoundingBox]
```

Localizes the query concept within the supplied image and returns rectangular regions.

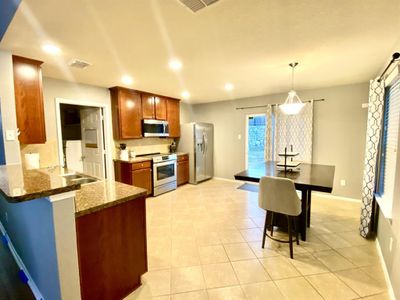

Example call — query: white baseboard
[375,239,396,300]
[213,177,238,183]
[0,221,43,300]
[312,192,361,203]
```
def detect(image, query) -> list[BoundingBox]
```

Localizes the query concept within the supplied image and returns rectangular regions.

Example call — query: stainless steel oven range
[152,153,177,196]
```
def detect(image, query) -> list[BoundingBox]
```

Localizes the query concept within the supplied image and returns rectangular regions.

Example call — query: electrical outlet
[340,179,346,186]
[389,237,393,252]
[5,130,15,141]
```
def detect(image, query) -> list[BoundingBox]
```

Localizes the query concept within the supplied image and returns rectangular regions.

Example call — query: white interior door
[80,108,106,179]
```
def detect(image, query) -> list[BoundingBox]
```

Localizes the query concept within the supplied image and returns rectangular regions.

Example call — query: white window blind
[381,79,400,214]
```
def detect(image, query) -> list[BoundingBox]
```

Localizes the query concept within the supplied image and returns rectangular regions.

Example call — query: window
[376,77,400,218]
[246,114,266,168]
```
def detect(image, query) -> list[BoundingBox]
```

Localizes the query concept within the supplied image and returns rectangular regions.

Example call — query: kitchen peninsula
[0,164,147,300]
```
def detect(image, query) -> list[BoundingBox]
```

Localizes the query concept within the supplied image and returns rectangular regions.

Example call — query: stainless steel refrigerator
[178,122,214,184]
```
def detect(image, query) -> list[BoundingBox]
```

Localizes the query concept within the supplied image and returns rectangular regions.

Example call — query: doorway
[245,114,266,168]
[56,99,110,179]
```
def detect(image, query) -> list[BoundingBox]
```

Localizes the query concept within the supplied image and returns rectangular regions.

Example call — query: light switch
[6,130,15,141]
[238,134,242,140]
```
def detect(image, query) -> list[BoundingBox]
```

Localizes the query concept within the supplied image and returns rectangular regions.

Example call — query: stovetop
[136,152,177,162]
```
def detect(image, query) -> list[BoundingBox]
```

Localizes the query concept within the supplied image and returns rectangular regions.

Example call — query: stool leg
[270,212,274,237]
[294,216,300,245]
[262,211,268,249]
[287,215,293,259]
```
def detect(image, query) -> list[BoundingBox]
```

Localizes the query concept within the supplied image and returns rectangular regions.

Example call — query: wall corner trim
[0,221,43,299]
[375,239,396,300]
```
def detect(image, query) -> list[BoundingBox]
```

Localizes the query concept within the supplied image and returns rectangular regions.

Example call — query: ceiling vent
[68,58,91,69]
[178,0,220,13]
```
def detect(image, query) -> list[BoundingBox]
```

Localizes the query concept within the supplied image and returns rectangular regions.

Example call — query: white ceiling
[1,0,400,103]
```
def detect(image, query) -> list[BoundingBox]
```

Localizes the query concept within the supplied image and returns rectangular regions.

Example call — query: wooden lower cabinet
[177,154,189,186]
[76,196,147,300]
[132,168,152,194]
[114,161,153,195]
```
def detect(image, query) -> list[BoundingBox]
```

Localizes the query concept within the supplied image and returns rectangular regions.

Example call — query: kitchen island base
[76,194,147,300]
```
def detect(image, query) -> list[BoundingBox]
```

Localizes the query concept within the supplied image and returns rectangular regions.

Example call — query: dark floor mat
[237,183,259,193]
[0,240,35,300]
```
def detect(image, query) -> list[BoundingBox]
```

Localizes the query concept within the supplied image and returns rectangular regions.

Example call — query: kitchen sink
[61,173,98,185]
[71,178,97,184]
[62,174,84,180]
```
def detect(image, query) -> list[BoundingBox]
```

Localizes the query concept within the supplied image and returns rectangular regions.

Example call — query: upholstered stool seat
[258,176,302,259]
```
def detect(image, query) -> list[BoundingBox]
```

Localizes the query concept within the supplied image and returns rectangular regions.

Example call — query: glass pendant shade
[279,62,305,115]
[279,90,305,115]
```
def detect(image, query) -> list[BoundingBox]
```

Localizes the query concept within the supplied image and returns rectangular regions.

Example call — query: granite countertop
[0,165,81,202]
[114,152,188,163]
[113,157,152,163]
[74,180,147,217]
[175,152,188,156]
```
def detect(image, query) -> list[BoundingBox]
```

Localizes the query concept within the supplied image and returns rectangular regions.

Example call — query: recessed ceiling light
[181,91,190,100]
[224,83,234,91]
[121,75,134,85]
[42,44,61,55]
[169,58,183,71]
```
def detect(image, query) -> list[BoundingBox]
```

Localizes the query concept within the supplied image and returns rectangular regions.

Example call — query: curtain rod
[235,98,325,110]
[377,52,400,83]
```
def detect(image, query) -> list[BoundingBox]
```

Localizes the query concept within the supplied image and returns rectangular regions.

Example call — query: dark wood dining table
[234,161,335,241]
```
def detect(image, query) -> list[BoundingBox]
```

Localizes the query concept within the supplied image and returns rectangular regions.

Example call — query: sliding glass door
[245,114,266,168]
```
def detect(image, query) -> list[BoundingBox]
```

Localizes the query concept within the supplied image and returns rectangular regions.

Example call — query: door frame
[55,98,112,179]
[245,113,266,169]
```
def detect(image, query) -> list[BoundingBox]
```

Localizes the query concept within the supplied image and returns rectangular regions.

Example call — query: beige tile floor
[125,179,389,300]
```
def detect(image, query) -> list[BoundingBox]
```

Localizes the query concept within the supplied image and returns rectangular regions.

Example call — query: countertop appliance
[143,119,169,137]
[137,152,177,196]
[178,122,214,184]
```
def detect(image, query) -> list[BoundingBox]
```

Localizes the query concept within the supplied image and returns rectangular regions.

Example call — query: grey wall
[0,195,61,300]
[190,82,369,199]
[378,209,400,299]
[377,100,400,298]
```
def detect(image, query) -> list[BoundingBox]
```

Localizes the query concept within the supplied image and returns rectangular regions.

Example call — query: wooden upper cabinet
[154,96,167,120]
[141,93,167,120]
[12,55,46,144]
[141,93,155,119]
[110,87,142,139]
[166,98,180,138]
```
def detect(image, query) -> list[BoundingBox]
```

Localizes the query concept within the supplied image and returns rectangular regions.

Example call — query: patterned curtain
[359,79,385,238]
[264,104,275,161]
[264,102,313,162]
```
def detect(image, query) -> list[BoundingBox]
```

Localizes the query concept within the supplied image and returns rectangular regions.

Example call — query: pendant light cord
[289,62,298,90]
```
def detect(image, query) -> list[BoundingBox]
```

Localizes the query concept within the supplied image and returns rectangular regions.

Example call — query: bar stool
[258,176,301,259]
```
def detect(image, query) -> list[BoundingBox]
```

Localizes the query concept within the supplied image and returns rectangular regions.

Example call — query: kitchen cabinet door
[166,98,180,138]
[132,168,152,195]
[110,87,142,139]
[13,55,46,144]
[141,93,155,119]
[76,196,147,300]
[155,96,167,120]
[177,154,189,186]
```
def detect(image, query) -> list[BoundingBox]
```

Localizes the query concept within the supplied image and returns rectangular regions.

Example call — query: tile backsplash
[114,138,174,157]
[20,139,59,168]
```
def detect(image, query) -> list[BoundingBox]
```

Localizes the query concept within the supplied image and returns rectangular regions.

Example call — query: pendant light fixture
[279,62,305,115]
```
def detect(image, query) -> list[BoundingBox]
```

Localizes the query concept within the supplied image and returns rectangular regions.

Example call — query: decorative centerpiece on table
[277,145,301,172]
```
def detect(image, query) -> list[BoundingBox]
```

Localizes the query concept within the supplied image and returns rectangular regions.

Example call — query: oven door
[153,160,177,186]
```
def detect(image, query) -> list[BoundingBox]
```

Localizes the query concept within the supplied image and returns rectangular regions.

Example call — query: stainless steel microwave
[143,119,169,137]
